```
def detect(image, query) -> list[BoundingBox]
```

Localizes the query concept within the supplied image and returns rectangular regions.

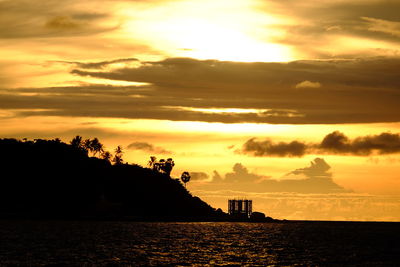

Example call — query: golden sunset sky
[1,0,400,221]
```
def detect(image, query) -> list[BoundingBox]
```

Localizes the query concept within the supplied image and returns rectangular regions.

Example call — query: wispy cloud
[362,17,400,38]
[127,141,172,154]
[0,0,115,38]
[262,0,400,58]
[55,58,139,70]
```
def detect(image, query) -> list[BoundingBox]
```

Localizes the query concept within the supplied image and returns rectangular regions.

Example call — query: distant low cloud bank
[195,158,348,194]
[240,131,400,157]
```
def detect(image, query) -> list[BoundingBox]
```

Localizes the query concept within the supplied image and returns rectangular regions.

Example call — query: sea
[0,221,399,266]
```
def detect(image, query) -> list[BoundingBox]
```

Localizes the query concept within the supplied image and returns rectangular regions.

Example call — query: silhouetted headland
[0,137,275,222]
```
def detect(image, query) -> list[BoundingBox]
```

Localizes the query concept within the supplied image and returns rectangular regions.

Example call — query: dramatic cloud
[2,56,397,124]
[127,141,171,154]
[197,158,348,194]
[1,1,400,126]
[72,57,400,90]
[241,131,400,157]
[0,54,399,123]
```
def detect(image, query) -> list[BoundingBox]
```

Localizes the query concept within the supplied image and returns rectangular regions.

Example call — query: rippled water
[0,221,399,266]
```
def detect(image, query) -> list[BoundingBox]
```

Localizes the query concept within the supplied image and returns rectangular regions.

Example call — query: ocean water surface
[0,221,399,266]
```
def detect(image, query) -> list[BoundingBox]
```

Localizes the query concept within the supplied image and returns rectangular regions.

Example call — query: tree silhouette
[91,138,104,157]
[162,158,175,177]
[181,171,191,187]
[70,135,83,149]
[101,151,112,162]
[154,158,165,173]
[79,137,105,157]
[148,156,157,170]
[113,145,124,165]
[147,157,175,176]
[0,137,224,220]
[83,138,93,155]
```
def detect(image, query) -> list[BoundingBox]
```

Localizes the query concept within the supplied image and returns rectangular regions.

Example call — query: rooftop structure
[228,199,252,218]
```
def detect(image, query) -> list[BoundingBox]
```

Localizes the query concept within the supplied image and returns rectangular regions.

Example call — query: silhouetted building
[228,199,252,218]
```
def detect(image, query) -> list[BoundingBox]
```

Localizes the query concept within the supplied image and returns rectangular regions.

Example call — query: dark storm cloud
[70,57,400,124]
[0,0,114,38]
[127,141,171,154]
[72,57,400,89]
[320,131,400,156]
[241,138,307,157]
[1,56,400,124]
[240,131,400,157]
[0,90,304,123]
[199,158,348,194]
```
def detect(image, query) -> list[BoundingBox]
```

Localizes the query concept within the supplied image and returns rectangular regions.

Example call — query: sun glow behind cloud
[163,106,305,119]
[121,0,292,62]
[1,0,400,221]
[165,106,269,114]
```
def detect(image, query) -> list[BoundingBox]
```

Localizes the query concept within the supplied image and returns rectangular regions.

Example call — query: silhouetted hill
[0,138,225,220]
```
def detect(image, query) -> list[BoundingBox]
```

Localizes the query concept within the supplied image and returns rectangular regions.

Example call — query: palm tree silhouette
[91,138,104,157]
[113,145,124,165]
[83,138,94,155]
[101,151,112,162]
[70,136,83,148]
